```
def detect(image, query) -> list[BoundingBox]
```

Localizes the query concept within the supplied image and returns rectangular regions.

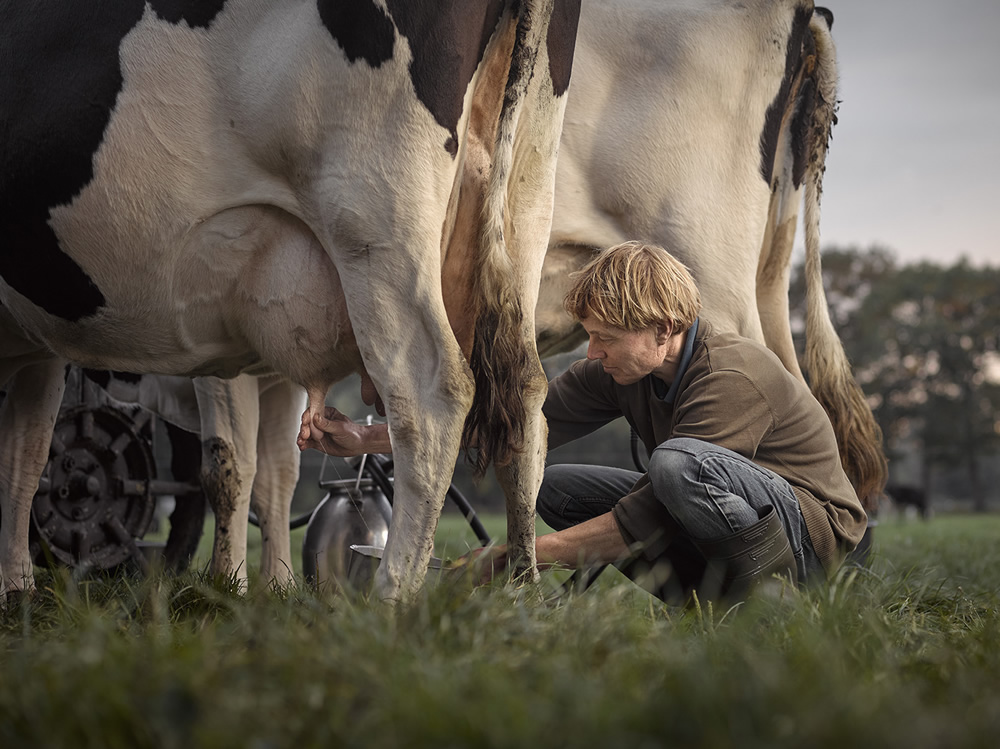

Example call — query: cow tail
[463,0,550,476]
[802,15,888,512]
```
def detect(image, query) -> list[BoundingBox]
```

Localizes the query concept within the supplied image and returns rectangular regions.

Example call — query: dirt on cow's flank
[2,514,999,749]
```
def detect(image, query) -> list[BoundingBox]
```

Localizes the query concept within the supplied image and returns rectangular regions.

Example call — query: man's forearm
[299,411,394,458]
[535,512,630,569]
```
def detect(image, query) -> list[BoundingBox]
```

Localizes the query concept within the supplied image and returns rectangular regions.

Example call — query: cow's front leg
[374,342,473,604]
[333,259,474,605]
[194,375,260,589]
[0,358,66,597]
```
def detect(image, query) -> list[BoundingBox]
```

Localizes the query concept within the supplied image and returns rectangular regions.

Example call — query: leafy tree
[791,248,1000,510]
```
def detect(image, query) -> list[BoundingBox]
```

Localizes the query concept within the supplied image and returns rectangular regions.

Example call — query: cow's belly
[2,204,358,390]
[543,0,778,345]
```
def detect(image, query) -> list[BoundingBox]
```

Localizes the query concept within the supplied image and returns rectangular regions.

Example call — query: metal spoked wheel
[31,403,158,573]
[26,368,206,576]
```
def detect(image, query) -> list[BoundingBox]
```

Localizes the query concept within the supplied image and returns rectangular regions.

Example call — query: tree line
[790,247,1000,512]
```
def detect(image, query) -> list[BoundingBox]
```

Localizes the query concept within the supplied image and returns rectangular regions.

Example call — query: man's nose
[587,341,604,360]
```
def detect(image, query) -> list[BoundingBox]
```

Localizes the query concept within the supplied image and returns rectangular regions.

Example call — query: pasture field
[2,513,999,748]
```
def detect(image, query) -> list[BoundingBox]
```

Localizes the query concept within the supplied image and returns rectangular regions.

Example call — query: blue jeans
[537,438,823,583]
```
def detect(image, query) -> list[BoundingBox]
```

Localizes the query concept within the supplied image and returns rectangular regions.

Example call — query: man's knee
[647,438,749,536]
[647,438,708,493]
[536,465,575,529]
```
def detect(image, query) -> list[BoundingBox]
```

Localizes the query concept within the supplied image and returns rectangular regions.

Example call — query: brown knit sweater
[543,319,867,577]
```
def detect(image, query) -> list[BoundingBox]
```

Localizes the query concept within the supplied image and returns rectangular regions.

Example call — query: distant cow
[536,0,887,510]
[0,0,581,602]
[883,483,931,519]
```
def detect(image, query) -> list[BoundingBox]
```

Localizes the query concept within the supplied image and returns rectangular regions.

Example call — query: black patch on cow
[0,3,150,320]
[788,28,818,189]
[0,3,236,322]
[546,0,581,97]
[149,0,228,29]
[317,0,396,67]
[758,5,812,186]
[384,0,506,154]
[336,0,505,157]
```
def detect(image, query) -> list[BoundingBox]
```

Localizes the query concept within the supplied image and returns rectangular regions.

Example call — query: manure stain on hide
[201,437,242,521]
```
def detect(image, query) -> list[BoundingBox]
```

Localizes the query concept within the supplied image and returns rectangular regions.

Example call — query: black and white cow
[0,0,581,602]
[537,0,887,510]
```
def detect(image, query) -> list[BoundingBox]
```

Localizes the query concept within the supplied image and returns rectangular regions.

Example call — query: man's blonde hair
[563,241,701,332]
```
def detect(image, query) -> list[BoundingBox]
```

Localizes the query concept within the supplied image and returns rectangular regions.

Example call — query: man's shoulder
[694,323,813,408]
[698,324,781,373]
[563,356,606,380]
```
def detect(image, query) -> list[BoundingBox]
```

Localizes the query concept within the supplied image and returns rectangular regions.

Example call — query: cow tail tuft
[462,0,549,476]
[802,15,888,511]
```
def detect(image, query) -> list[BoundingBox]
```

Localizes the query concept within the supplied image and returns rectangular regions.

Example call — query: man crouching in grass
[299,241,867,604]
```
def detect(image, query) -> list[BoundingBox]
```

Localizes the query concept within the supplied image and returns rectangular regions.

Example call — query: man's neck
[651,329,688,385]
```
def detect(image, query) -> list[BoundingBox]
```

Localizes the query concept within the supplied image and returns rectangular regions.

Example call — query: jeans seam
[557,494,614,514]
[696,456,764,534]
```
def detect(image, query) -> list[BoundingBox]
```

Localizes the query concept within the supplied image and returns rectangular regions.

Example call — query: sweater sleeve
[670,369,775,460]
[611,474,683,561]
[543,360,622,451]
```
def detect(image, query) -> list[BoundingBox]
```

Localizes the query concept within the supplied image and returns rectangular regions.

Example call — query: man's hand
[450,513,630,586]
[296,407,391,457]
[450,544,509,585]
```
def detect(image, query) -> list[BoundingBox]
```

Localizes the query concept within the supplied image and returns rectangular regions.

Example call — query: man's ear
[655,321,673,345]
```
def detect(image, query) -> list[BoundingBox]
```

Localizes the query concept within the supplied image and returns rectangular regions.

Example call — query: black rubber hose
[362,454,398,509]
[445,484,492,547]
[366,454,492,547]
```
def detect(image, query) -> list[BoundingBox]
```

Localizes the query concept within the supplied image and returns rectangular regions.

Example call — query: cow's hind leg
[756,161,806,381]
[0,359,66,596]
[471,245,549,584]
[491,357,547,584]
[332,261,474,605]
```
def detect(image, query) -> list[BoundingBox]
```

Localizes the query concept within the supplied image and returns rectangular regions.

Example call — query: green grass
[179,509,545,580]
[3,514,1000,748]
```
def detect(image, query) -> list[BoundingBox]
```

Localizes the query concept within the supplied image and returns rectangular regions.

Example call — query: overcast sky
[806,0,999,267]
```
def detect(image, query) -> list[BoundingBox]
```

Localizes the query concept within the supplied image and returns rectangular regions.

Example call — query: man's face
[580,315,668,385]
